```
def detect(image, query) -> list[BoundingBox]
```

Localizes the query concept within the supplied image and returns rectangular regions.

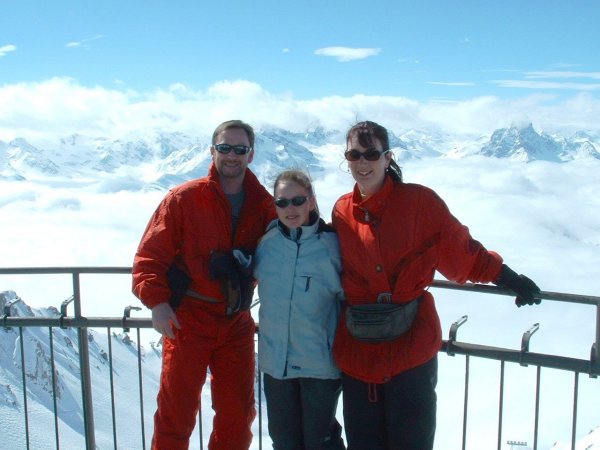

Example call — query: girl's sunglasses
[214,144,251,155]
[344,148,389,162]
[274,196,309,208]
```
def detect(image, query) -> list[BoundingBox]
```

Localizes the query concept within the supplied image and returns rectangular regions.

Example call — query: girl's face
[274,180,315,229]
[346,135,391,198]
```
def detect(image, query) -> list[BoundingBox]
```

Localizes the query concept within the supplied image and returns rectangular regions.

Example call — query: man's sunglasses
[344,148,389,162]
[214,144,251,155]
[274,196,309,208]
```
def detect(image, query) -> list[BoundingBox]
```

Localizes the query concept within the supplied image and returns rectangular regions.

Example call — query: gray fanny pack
[346,295,422,343]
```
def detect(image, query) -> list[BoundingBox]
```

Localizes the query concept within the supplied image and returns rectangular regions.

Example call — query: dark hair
[346,121,403,183]
[273,169,319,215]
[212,120,255,148]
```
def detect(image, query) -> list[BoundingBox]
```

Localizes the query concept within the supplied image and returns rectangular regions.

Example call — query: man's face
[210,127,254,180]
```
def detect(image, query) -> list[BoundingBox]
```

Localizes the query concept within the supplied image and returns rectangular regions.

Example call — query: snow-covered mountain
[1,124,598,189]
[0,290,162,449]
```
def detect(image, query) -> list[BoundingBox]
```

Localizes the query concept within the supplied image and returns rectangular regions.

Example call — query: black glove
[166,264,191,309]
[495,264,542,307]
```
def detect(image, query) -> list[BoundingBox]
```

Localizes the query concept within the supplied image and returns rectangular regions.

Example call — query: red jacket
[132,164,275,309]
[332,177,503,383]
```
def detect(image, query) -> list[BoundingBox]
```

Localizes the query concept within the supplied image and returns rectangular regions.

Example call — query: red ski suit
[332,178,503,383]
[133,164,275,450]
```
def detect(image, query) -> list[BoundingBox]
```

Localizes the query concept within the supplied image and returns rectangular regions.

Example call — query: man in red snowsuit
[132,120,275,450]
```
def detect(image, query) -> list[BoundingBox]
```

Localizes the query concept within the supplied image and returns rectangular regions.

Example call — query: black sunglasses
[214,143,251,155]
[274,196,309,208]
[344,148,389,162]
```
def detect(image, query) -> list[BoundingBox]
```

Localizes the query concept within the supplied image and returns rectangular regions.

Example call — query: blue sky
[1,0,600,139]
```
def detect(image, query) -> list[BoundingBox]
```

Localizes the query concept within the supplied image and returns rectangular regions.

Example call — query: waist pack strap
[185,289,221,304]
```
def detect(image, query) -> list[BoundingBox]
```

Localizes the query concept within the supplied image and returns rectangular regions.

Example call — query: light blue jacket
[254,217,344,380]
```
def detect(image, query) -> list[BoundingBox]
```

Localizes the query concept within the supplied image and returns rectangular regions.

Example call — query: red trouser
[152,299,257,450]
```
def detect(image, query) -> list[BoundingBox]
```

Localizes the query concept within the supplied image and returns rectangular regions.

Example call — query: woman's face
[346,135,391,198]
[274,180,316,229]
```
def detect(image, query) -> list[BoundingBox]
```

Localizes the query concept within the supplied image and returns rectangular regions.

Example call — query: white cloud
[491,70,600,92]
[492,79,600,91]
[66,34,105,49]
[314,46,381,62]
[524,71,600,80]
[0,44,17,57]
[427,81,475,87]
[1,78,600,146]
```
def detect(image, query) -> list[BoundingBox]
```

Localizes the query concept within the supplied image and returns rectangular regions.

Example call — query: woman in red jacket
[331,121,541,450]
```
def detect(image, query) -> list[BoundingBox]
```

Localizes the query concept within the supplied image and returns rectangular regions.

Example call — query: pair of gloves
[495,264,542,307]
[166,248,254,316]
[209,249,255,316]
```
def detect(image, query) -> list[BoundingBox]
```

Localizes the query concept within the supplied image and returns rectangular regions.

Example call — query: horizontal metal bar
[3,316,153,328]
[3,315,597,376]
[430,280,600,306]
[2,267,598,305]
[0,267,132,275]
[441,341,598,376]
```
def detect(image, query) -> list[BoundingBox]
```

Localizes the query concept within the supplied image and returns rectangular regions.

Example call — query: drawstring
[368,382,378,403]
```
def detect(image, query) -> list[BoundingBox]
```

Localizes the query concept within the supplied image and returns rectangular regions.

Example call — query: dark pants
[342,356,438,450]
[264,374,346,450]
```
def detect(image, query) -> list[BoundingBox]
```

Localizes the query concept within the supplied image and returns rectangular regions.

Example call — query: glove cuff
[494,264,519,288]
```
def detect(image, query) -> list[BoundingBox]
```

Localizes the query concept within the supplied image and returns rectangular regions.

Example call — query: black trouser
[342,356,438,450]
[264,374,346,450]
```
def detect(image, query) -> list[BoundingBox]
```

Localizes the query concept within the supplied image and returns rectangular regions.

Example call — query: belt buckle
[376,292,392,304]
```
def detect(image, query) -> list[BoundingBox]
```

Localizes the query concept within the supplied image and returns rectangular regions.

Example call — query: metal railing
[1,267,598,450]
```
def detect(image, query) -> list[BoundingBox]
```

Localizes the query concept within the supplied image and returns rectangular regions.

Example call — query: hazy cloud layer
[1,143,598,450]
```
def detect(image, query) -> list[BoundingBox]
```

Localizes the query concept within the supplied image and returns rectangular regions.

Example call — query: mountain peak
[481,123,562,162]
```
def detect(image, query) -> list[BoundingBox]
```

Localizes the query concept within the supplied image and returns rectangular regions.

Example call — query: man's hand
[151,303,181,339]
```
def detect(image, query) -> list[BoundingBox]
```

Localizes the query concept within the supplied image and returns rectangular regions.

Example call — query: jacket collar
[273,211,321,242]
[351,176,395,224]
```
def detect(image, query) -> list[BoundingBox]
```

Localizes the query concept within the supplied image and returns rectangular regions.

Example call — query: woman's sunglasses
[344,148,389,162]
[214,144,251,155]
[274,196,309,208]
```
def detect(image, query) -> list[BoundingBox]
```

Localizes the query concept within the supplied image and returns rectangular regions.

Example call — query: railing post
[497,360,505,450]
[72,272,96,450]
[447,315,468,356]
[593,304,600,377]
[124,305,146,449]
[19,327,31,450]
[520,323,539,366]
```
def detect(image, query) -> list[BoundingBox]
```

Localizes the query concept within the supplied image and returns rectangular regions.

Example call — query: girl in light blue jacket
[254,169,346,450]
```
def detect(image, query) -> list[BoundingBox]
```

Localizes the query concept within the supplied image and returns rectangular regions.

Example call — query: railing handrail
[2,266,599,304]
[1,266,599,449]
[2,266,599,376]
